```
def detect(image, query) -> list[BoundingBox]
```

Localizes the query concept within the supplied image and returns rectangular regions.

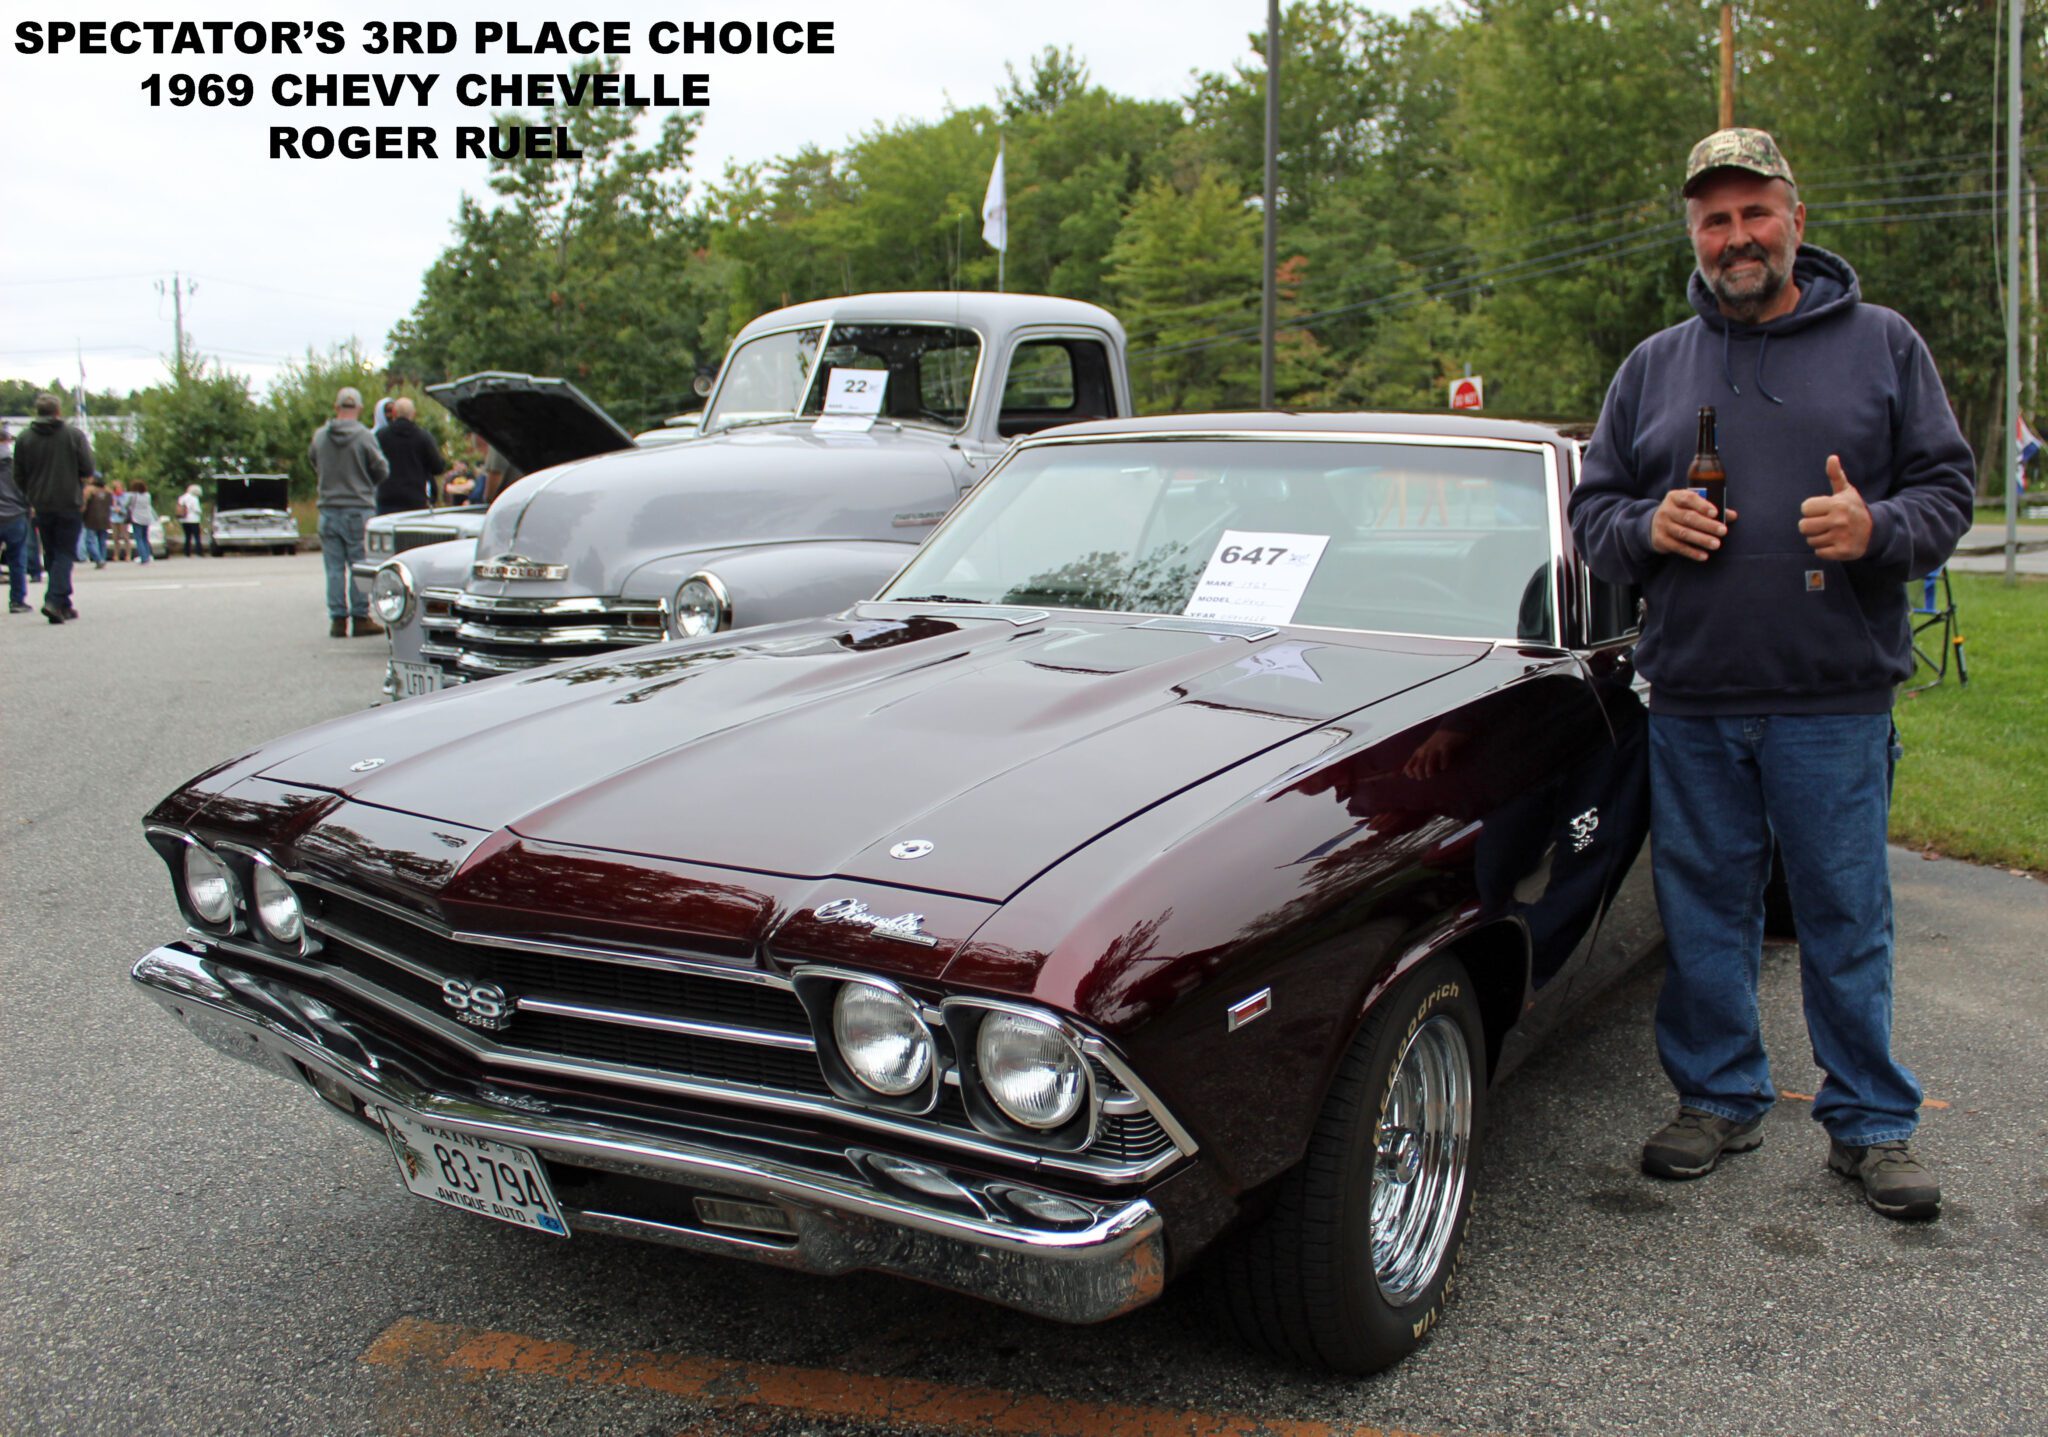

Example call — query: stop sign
[1449,376,1484,410]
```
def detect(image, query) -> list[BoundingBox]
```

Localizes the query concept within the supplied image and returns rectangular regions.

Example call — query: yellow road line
[362,1316,1478,1437]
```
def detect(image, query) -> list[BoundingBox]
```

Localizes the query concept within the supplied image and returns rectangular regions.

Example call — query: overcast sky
[1,1,1409,401]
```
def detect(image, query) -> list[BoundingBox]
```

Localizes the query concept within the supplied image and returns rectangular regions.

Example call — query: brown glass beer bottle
[1688,405,1726,524]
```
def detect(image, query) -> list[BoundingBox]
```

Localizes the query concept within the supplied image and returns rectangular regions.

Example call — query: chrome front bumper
[132,943,1167,1324]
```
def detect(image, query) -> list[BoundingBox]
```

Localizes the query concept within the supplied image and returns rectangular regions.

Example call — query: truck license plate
[378,1108,569,1237]
[394,661,442,696]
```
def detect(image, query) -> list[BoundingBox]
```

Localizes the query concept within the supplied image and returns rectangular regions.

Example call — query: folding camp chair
[1905,565,1968,693]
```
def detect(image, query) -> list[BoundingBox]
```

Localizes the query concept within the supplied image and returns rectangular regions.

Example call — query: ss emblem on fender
[441,978,514,1031]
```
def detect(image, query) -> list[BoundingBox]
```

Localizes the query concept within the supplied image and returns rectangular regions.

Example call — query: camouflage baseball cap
[1683,127,1795,196]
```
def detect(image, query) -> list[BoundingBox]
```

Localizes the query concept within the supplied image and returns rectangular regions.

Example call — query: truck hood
[471,425,964,597]
[427,371,636,476]
[252,611,1485,902]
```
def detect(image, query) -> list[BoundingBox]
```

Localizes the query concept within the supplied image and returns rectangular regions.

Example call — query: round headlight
[181,844,235,926]
[672,575,728,639]
[251,863,303,944]
[976,1012,1087,1130]
[371,563,415,625]
[832,982,932,1096]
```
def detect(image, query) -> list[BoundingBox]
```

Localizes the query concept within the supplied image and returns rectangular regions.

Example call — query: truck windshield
[798,324,981,432]
[703,326,826,432]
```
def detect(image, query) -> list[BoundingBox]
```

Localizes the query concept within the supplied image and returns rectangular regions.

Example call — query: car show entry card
[813,367,888,432]
[1185,531,1331,626]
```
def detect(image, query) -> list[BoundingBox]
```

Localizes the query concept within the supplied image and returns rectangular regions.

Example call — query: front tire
[1214,953,1484,1373]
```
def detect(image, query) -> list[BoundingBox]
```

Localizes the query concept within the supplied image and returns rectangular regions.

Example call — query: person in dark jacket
[310,385,390,637]
[0,427,33,613]
[80,474,113,568]
[374,398,449,513]
[1568,130,1975,1221]
[14,394,96,623]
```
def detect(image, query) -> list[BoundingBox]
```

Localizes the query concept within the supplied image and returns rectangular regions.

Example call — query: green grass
[1890,572,2048,872]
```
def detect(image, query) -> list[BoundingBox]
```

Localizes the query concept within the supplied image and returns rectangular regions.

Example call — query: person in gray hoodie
[310,385,390,637]
[1569,129,1974,1222]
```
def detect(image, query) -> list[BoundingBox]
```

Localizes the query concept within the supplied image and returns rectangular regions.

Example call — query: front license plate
[394,661,442,696]
[379,1108,569,1237]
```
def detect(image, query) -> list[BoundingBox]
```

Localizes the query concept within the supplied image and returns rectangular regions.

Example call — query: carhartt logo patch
[1805,570,1826,592]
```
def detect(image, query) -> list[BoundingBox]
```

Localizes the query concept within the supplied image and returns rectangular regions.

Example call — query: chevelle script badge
[812,898,938,946]
[473,553,570,582]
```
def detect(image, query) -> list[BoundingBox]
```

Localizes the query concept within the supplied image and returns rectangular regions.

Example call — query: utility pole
[1718,6,1734,128]
[1260,0,1279,409]
[2005,0,2023,584]
[156,272,196,375]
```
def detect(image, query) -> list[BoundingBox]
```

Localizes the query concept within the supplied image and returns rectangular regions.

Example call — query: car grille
[418,588,666,684]
[391,525,458,554]
[294,884,1179,1178]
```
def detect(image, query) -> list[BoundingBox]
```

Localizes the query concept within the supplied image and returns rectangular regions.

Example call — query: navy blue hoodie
[1569,245,1976,715]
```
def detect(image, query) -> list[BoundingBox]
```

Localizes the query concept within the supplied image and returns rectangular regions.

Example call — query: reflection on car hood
[254,611,1486,902]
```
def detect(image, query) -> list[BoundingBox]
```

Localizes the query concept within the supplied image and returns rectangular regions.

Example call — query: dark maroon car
[134,413,1655,1372]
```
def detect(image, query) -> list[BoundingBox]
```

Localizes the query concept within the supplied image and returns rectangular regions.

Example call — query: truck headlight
[181,844,236,926]
[371,563,415,626]
[672,573,730,639]
[976,1012,1087,1129]
[251,862,303,944]
[832,981,932,1096]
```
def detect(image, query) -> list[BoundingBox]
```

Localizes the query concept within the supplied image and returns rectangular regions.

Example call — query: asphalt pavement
[3,552,2044,1436]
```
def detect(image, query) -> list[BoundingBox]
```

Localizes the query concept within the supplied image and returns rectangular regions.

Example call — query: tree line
[35,0,2044,501]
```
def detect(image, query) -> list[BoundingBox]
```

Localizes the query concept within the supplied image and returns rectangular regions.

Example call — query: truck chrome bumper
[132,943,1166,1324]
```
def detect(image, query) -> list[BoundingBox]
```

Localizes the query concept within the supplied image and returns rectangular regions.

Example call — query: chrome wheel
[1369,1013,1474,1304]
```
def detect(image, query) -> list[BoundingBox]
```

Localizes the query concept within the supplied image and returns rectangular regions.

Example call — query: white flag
[981,141,1007,253]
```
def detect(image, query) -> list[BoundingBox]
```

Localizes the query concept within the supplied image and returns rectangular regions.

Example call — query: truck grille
[290,883,1180,1179]
[419,588,666,683]
[391,525,460,554]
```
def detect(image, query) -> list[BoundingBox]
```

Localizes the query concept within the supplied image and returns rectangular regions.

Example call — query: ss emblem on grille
[441,978,514,1031]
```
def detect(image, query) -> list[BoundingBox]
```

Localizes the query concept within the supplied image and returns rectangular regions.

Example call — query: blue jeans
[1,515,29,605]
[1649,712,1919,1146]
[319,505,369,619]
[32,512,80,612]
[82,527,108,564]
[131,521,153,563]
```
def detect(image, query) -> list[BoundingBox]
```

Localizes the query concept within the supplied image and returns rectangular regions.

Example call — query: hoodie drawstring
[1753,333,1783,405]
[1718,327,1786,405]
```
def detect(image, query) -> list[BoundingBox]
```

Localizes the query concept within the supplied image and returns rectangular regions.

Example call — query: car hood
[426,372,636,476]
[471,425,963,596]
[214,476,291,512]
[251,611,1486,902]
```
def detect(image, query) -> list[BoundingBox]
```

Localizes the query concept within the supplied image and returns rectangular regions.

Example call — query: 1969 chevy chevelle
[134,412,1655,1373]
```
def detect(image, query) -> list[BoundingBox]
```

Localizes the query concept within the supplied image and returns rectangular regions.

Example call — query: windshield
[798,323,980,430]
[880,438,1557,642]
[703,325,825,432]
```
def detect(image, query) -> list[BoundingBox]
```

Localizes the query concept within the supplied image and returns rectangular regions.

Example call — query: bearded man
[1566,129,1975,1220]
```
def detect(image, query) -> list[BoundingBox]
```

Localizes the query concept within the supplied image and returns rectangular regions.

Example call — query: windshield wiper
[889,594,988,604]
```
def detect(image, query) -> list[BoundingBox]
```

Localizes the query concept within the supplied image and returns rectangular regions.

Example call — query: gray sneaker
[1641,1108,1765,1179]
[1828,1139,1940,1220]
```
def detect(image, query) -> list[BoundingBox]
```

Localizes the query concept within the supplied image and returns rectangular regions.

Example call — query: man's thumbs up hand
[1800,454,1873,560]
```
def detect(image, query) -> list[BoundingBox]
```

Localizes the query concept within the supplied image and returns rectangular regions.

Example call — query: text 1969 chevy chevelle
[135,412,1654,1372]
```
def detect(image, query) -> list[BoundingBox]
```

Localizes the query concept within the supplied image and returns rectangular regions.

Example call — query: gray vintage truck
[367,292,1132,698]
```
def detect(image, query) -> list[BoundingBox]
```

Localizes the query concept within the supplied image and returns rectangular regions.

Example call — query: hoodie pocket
[1643,552,1880,698]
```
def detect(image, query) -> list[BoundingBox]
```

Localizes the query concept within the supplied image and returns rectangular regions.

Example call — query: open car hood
[250,610,1486,902]
[426,372,636,476]
[212,476,291,512]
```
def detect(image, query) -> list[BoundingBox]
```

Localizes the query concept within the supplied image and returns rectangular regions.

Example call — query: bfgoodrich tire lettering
[1213,953,1484,1373]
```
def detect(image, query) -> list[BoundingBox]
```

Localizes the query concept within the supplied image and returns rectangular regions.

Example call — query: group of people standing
[77,473,160,568]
